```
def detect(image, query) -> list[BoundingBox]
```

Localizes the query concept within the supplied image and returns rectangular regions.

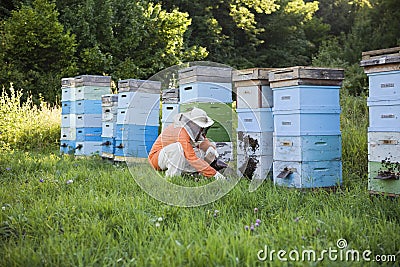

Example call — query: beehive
[101,94,118,159]
[236,108,274,132]
[361,47,400,196]
[60,140,76,154]
[269,66,343,188]
[237,154,273,180]
[162,88,179,103]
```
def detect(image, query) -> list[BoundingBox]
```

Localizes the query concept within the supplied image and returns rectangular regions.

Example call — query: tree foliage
[1,0,400,101]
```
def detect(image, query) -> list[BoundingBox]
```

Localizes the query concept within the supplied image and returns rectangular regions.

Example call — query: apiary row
[361,47,400,196]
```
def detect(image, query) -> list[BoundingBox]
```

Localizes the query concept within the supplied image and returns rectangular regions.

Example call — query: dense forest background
[0,0,399,103]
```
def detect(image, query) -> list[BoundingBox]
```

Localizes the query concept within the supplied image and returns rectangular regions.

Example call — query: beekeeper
[148,107,227,179]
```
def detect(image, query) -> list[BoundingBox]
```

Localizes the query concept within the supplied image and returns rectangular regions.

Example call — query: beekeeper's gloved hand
[204,146,219,164]
[214,171,227,180]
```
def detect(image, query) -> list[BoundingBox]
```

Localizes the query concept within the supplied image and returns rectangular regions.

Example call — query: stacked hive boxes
[74,75,111,156]
[161,88,180,130]
[60,78,77,154]
[360,47,400,196]
[178,66,234,163]
[101,94,118,159]
[232,68,274,180]
[114,79,161,161]
[270,66,344,188]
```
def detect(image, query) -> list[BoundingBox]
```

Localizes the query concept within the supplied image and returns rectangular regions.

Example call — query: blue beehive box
[273,160,342,188]
[60,140,76,154]
[76,127,102,142]
[101,137,115,158]
[367,70,400,101]
[76,114,102,128]
[75,100,102,114]
[237,108,274,132]
[75,141,102,156]
[272,85,340,111]
[273,109,341,136]
[273,135,342,161]
[61,101,76,114]
[115,124,159,142]
[179,82,232,103]
[114,139,155,158]
[367,99,400,131]
[117,91,160,109]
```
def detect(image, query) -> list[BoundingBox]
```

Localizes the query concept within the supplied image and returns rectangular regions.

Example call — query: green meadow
[0,89,399,266]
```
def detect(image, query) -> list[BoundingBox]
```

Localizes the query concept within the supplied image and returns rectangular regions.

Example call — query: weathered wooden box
[102,106,118,122]
[237,154,273,180]
[368,132,400,162]
[273,160,342,188]
[76,127,102,142]
[101,94,118,107]
[367,99,400,131]
[273,109,341,136]
[272,85,340,111]
[232,68,273,87]
[360,47,400,74]
[236,85,273,109]
[269,66,344,88]
[237,108,274,132]
[162,88,179,103]
[367,70,400,101]
[178,66,232,85]
[75,100,102,114]
[179,82,232,103]
[74,141,102,156]
[368,160,400,196]
[75,75,111,87]
[237,131,273,156]
[118,79,161,93]
[274,135,342,162]
[76,114,102,128]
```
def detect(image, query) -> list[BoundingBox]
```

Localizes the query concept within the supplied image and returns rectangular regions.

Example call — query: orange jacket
[148,124,217,177]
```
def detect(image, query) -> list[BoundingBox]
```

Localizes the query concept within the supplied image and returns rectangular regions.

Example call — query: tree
[0,0,77,103]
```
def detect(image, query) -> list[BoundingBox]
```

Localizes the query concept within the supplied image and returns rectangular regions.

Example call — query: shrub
[0,84,60,151]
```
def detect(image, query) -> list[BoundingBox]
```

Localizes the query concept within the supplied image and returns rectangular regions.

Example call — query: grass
[0,88,399,266]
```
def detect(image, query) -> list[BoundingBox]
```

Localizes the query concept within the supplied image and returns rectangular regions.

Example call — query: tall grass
[0,85,61,151]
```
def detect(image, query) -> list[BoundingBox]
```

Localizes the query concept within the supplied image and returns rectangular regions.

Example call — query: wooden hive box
[269,66,344,88]
[118,79,161,94]
[178,65,232,85]
[360,47,400,74]
[75,75,111,87]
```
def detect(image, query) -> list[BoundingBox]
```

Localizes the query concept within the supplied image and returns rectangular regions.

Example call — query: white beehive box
[102,121,116,138]
[236,85,273,109]
[237,154,273,180]
[102,106,118,122]
[237,131,273,156]
[368,131,400,162]
[60,127,76,140]
[76,114,102,128]
[367,70,400,101]
[237,108,274,132]
[61,114,76,128]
